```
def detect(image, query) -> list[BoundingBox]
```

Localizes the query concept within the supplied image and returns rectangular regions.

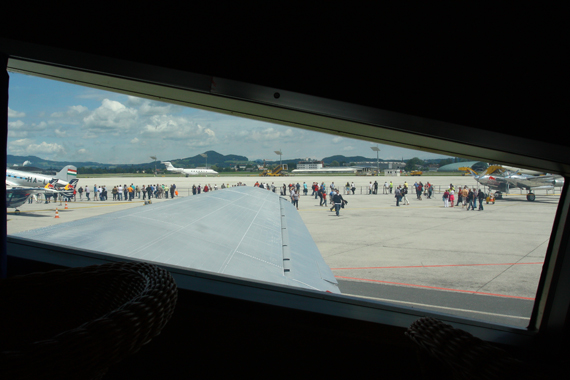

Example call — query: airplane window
[6,71,562,329]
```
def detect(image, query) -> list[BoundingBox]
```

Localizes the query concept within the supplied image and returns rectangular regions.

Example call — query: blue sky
[7,72,451,165]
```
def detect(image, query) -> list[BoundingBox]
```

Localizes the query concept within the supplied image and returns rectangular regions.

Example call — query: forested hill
[6,152,250,172]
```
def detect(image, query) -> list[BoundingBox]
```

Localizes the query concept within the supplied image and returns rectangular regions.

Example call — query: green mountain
[6,152,250,172]
[169,151,249,168]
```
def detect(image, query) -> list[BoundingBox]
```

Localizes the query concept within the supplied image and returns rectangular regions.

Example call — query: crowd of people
[387,181,487,211]
[35,178,489,216]
[76,184,178,201]
[442,184,486,210]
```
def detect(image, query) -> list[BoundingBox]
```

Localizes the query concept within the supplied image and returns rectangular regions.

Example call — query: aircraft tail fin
[59,179,78,198]
[64,178,79,191]
[481,165,504,176]
[44,178,59,190]
[458,167,477,176]
[162,162,178,171]
[55,165,78,181]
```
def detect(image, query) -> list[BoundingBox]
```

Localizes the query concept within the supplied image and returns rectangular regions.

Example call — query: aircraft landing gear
[15,209,20,215]
[527,193,536,202]
[494,191,503,200]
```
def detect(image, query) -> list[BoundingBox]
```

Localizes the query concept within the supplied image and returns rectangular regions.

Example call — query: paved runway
[7,175,560,327]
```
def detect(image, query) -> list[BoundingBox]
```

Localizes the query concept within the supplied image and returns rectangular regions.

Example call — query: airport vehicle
[6,165,77,189]
[163,161,218,176]
[259,164,287,176]
[410,170,422,176]
[460,165,564,201]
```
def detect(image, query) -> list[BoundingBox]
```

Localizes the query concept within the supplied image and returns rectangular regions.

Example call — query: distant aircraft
[162,162,218,176]
[6,165,78,189]
[461,165,564,201]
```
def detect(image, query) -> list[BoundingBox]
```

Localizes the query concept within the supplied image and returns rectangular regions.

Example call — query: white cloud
[131,137,139,144]
[248,127,294,142]
[140,117,217,146]
[9,138,33,147]
[332,136,343,143]
[8,120,25,130]
[8,130,28,138]
[31,141,65,155]
[8,107,25,118]
[83,99,138,134]
[54,128,67,137]
[8,120,48,133]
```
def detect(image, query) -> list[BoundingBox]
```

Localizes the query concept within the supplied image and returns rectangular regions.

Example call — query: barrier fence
[54,184,562,202]
[167,185,563,197]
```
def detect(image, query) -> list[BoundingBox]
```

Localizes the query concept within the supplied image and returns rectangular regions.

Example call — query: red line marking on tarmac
[334,276,535,300]
[331,262,544,270]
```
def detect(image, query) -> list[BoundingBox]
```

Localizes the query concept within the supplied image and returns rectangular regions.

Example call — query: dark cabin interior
[1,6,568,378]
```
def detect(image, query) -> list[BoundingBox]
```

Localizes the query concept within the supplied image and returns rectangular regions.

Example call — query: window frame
[4,51,570,347]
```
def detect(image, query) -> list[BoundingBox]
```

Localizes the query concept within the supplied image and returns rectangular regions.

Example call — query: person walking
[395,186,402,206]
[477,190,485,211]
[466,189,475,210]
[291,188,299,210]
[332,189,345,216]
[443,189,450,207]
[460,186,468,207]
[402,185,410,205]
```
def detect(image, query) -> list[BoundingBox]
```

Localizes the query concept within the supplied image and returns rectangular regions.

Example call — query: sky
[7,72,451,165]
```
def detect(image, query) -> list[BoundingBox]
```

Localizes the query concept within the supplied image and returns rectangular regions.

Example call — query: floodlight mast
[274,150,282,170]
[371,146,380,176]
[200,153,207,169]
[150,156,157,176]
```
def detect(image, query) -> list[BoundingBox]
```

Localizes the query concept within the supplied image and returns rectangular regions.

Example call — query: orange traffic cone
[65,201,68,210]
[55,208,60,218]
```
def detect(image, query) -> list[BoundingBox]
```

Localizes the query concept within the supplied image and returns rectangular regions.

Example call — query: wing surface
[12,186,340,293]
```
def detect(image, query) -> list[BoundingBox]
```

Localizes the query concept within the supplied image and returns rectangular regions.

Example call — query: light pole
[150,156,157,176]
[274,150,282,171]
[370,146,380,176]
[200,153,208,169]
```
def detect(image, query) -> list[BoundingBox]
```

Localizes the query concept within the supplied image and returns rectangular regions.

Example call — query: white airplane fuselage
[6,165,76,188]
[7,170,54,187]
[475,173,564,201]
[178,168,218,176]
[163,162,218,176]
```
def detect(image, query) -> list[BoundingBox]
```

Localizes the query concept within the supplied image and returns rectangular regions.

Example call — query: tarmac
[6,175,561,327]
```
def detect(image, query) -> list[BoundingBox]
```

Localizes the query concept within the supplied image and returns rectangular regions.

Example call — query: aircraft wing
[6,179,19,187]
[6,186,58,209]
[12,186,340,293]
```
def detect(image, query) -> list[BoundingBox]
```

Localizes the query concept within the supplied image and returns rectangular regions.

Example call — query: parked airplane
[163,162,218,176]
[6,179,60,214]
[461,165,564,201]
[6,165,78,189]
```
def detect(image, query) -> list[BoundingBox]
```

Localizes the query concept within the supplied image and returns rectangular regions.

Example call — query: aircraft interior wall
[2,10,569,375]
